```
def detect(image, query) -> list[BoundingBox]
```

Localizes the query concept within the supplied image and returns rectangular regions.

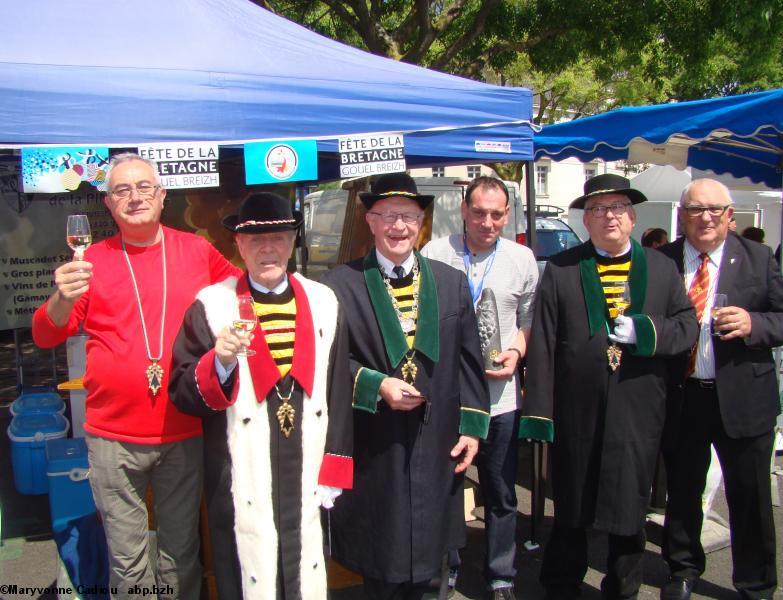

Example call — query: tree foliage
[253,0,783,181]
[255,0,783,103]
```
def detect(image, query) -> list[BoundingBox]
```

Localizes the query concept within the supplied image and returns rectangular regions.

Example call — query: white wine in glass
[234,296,257,357]
[66,214,92,259]
[615,281,631,316]
[711,293,728,337]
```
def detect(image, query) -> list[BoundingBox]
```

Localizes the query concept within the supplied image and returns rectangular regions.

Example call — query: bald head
[679,178,734,253]
[680,178,732,207]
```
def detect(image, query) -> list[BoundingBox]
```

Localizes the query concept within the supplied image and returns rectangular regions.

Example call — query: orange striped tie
[686,253,710,376]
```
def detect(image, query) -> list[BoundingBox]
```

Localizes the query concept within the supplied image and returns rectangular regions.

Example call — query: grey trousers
[86,434,203,600]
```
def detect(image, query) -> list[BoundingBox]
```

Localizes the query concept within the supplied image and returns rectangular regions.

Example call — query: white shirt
[421,235,539,416]
[683,240,725,379]
[594,240,632,258]
[375,249,416,278]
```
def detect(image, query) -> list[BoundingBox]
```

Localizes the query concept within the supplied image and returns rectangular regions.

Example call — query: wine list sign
[0,172,117,330]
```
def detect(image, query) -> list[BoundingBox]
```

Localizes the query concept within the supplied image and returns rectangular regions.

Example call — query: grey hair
[680,178,733,207]
[105,152,161,187]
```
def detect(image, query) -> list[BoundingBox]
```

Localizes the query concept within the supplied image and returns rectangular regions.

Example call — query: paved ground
[0,328,781,599]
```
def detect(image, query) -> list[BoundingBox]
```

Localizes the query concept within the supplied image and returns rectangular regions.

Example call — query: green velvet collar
[363,249,440,367]
[579,239,647,337]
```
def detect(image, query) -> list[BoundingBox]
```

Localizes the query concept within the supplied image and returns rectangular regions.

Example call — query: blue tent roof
[535,89,783,188]
[0,0,534,174]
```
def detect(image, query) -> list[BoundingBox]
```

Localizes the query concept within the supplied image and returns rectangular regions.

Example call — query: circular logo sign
[265,144,298,180]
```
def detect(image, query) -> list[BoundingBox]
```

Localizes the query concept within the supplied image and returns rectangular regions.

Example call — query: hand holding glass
[615,281,631,317]
[66,214,92,260]
[233,296,257,357]
[711,294,728,337]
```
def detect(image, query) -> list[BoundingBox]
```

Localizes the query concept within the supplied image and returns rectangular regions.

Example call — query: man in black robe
[522,174,698,600]
[321,173,490,600]
[169,193,353,600]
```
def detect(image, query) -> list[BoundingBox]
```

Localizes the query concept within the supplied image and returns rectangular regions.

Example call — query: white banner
[338,133,406,178]
[138,143,220,189]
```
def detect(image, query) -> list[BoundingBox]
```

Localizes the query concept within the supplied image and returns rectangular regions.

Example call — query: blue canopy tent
[0,0,534,176]
[534,89,783,188]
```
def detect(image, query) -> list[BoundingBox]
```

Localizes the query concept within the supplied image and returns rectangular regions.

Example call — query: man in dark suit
[321,173,490,599]
[523,174,698,600]
[659,178,782,600]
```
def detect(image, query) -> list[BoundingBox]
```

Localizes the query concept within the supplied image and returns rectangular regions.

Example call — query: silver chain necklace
[381,258,419,333]
[122,228,167,395]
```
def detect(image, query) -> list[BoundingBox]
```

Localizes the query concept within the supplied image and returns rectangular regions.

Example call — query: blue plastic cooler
[46,437,96,532]
[10,391,65,416]
[7,413,70,494]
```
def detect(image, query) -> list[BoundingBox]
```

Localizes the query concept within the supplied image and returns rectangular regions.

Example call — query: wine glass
[615,281,631,316]
[233,296,257,357]
[66,214,92,260]
[711,293,728,337]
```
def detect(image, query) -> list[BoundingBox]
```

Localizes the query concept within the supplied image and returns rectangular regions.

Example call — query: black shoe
[545,585,581,600]
[661,576,696,600]
[492,587,515,600]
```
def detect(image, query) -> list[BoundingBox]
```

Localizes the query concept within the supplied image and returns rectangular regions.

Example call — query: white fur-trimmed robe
[170,273,353,600]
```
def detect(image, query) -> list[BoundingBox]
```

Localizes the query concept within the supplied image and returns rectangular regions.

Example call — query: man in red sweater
[33,152,238,599]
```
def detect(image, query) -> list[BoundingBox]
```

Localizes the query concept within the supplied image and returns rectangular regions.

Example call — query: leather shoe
[661,576,696,600]
[492,587,515,600]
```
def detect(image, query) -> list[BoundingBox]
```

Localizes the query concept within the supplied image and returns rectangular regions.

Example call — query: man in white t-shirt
[422,176,538,599]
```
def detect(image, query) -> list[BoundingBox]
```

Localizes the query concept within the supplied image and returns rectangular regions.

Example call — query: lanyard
[463,237,498,308]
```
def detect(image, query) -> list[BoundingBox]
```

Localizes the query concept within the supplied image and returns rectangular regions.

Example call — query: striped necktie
[686,253,710,377]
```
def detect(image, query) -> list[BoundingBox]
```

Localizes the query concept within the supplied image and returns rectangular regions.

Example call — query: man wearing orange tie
[658,178,783,600]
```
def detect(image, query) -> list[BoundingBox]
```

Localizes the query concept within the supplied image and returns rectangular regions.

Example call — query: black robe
[169,273,353,600]
[321,251,490,583]
[523,241,698,535]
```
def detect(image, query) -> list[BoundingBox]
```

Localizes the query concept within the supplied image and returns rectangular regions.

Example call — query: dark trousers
[541,524,646,600]
[477,409,520,584]
[362,576,435,600]
[662,381,777,599]
[447,410,520,587]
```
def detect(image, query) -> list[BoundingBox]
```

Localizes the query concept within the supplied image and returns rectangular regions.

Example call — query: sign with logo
[21,146,110,193]
[244,140,318,185]
[138,143,220,189]
[337,134,406,178]
[474,140,512,154]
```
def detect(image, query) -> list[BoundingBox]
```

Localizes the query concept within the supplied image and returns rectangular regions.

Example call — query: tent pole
[524,161,537,251]
[295,184,308,277]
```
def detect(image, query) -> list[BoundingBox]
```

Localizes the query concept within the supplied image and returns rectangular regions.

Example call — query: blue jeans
[478,409,520,585]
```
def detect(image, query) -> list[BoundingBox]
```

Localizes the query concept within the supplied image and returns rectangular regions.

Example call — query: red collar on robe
[235,273,315,402]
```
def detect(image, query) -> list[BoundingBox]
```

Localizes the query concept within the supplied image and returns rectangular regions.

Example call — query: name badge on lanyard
[463,237,498,309]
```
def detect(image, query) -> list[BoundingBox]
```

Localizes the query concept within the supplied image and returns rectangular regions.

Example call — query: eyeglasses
[108,183,160,200]
[682,205,730,218]
[584,202,632,217]
[368,211,422,224]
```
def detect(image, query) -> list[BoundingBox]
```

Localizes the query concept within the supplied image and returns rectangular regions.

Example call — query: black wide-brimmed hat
[222,192,303,234]
[359,173,434,210]
[569,173,648,210]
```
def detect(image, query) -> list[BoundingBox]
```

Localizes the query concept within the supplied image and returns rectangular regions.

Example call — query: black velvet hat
[569,173,648,210]
[359,173,434,210]
[222,192,303,233]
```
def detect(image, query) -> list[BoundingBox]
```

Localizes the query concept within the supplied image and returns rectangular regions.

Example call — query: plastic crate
[10,391,65,416]
[7,413,70,495]
[46,437,96,533]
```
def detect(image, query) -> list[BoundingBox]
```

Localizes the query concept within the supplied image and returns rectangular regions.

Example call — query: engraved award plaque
[476,288,503,371]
